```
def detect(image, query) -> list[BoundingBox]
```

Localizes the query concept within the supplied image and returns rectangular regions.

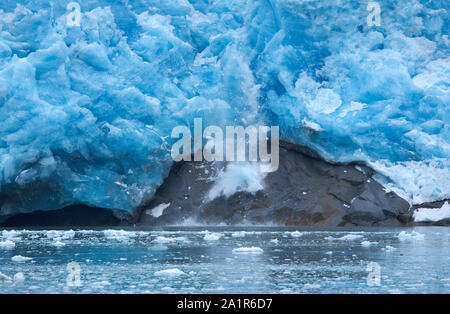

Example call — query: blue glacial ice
[0,0,448,217]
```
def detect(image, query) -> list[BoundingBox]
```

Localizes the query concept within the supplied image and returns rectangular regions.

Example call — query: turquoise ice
[0,0,448,217]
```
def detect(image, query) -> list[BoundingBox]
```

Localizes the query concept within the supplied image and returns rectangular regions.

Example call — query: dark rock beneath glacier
[0,204,122,227]
[423,218,450,226]
[410,199,450,226]
[410,199,449,210]
[137,142,412,226]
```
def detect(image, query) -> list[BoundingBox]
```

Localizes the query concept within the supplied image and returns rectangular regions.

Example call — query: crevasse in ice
[0,0,448,217]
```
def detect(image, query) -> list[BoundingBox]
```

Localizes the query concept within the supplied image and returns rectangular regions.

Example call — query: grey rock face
[0,204,123,227]
[137,143,412,226]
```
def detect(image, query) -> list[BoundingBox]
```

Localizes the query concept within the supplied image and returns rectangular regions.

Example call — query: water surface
[0,226,449,293]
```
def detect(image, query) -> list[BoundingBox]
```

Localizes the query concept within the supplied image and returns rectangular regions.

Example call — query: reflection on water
[0,226,449,293]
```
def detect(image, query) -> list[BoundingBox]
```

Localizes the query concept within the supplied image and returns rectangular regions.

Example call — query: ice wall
[0,0,448,217]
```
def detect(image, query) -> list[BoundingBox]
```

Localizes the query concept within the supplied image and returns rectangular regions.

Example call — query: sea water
[0,226,449,294]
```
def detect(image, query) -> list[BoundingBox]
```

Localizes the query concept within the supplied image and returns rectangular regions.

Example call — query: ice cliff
[0,0,448,218]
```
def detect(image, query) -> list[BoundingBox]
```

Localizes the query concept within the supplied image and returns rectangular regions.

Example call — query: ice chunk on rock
[146,203,170,218]
[413,202,450,223]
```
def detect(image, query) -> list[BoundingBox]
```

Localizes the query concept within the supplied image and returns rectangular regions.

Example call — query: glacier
[0,0,448,218]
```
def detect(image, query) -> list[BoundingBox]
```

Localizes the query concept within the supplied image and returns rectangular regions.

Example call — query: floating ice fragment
[46,230,62,239]
[13,272,25,282]
[303,283,321,289]
[289,231,304,238]
[0,272,12,281]
[203,233,223,241]
[361,241,377,247]
[326,234,364,241]
[154,268,186,277]
[11,255,32,262]
[0,240,15,249]
[231,231,247,238]
[398,231,425,241]
[153,236,187,244]
[52,241,66,247]
[103,230,137,241]
[2,230,21,239]
[61,230,76,240]
[232,247,264,254]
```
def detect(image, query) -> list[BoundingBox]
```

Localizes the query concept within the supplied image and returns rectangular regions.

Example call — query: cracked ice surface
[0,0,448,217]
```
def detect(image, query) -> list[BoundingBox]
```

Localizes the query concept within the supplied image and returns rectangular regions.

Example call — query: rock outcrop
[0,204,122,227]
[138,142,412,226]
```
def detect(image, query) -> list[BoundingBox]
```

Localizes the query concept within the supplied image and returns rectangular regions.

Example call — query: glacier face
[0,0,448,217]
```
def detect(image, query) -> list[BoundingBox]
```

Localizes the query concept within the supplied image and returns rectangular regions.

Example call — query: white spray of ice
[206,163,266,201]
